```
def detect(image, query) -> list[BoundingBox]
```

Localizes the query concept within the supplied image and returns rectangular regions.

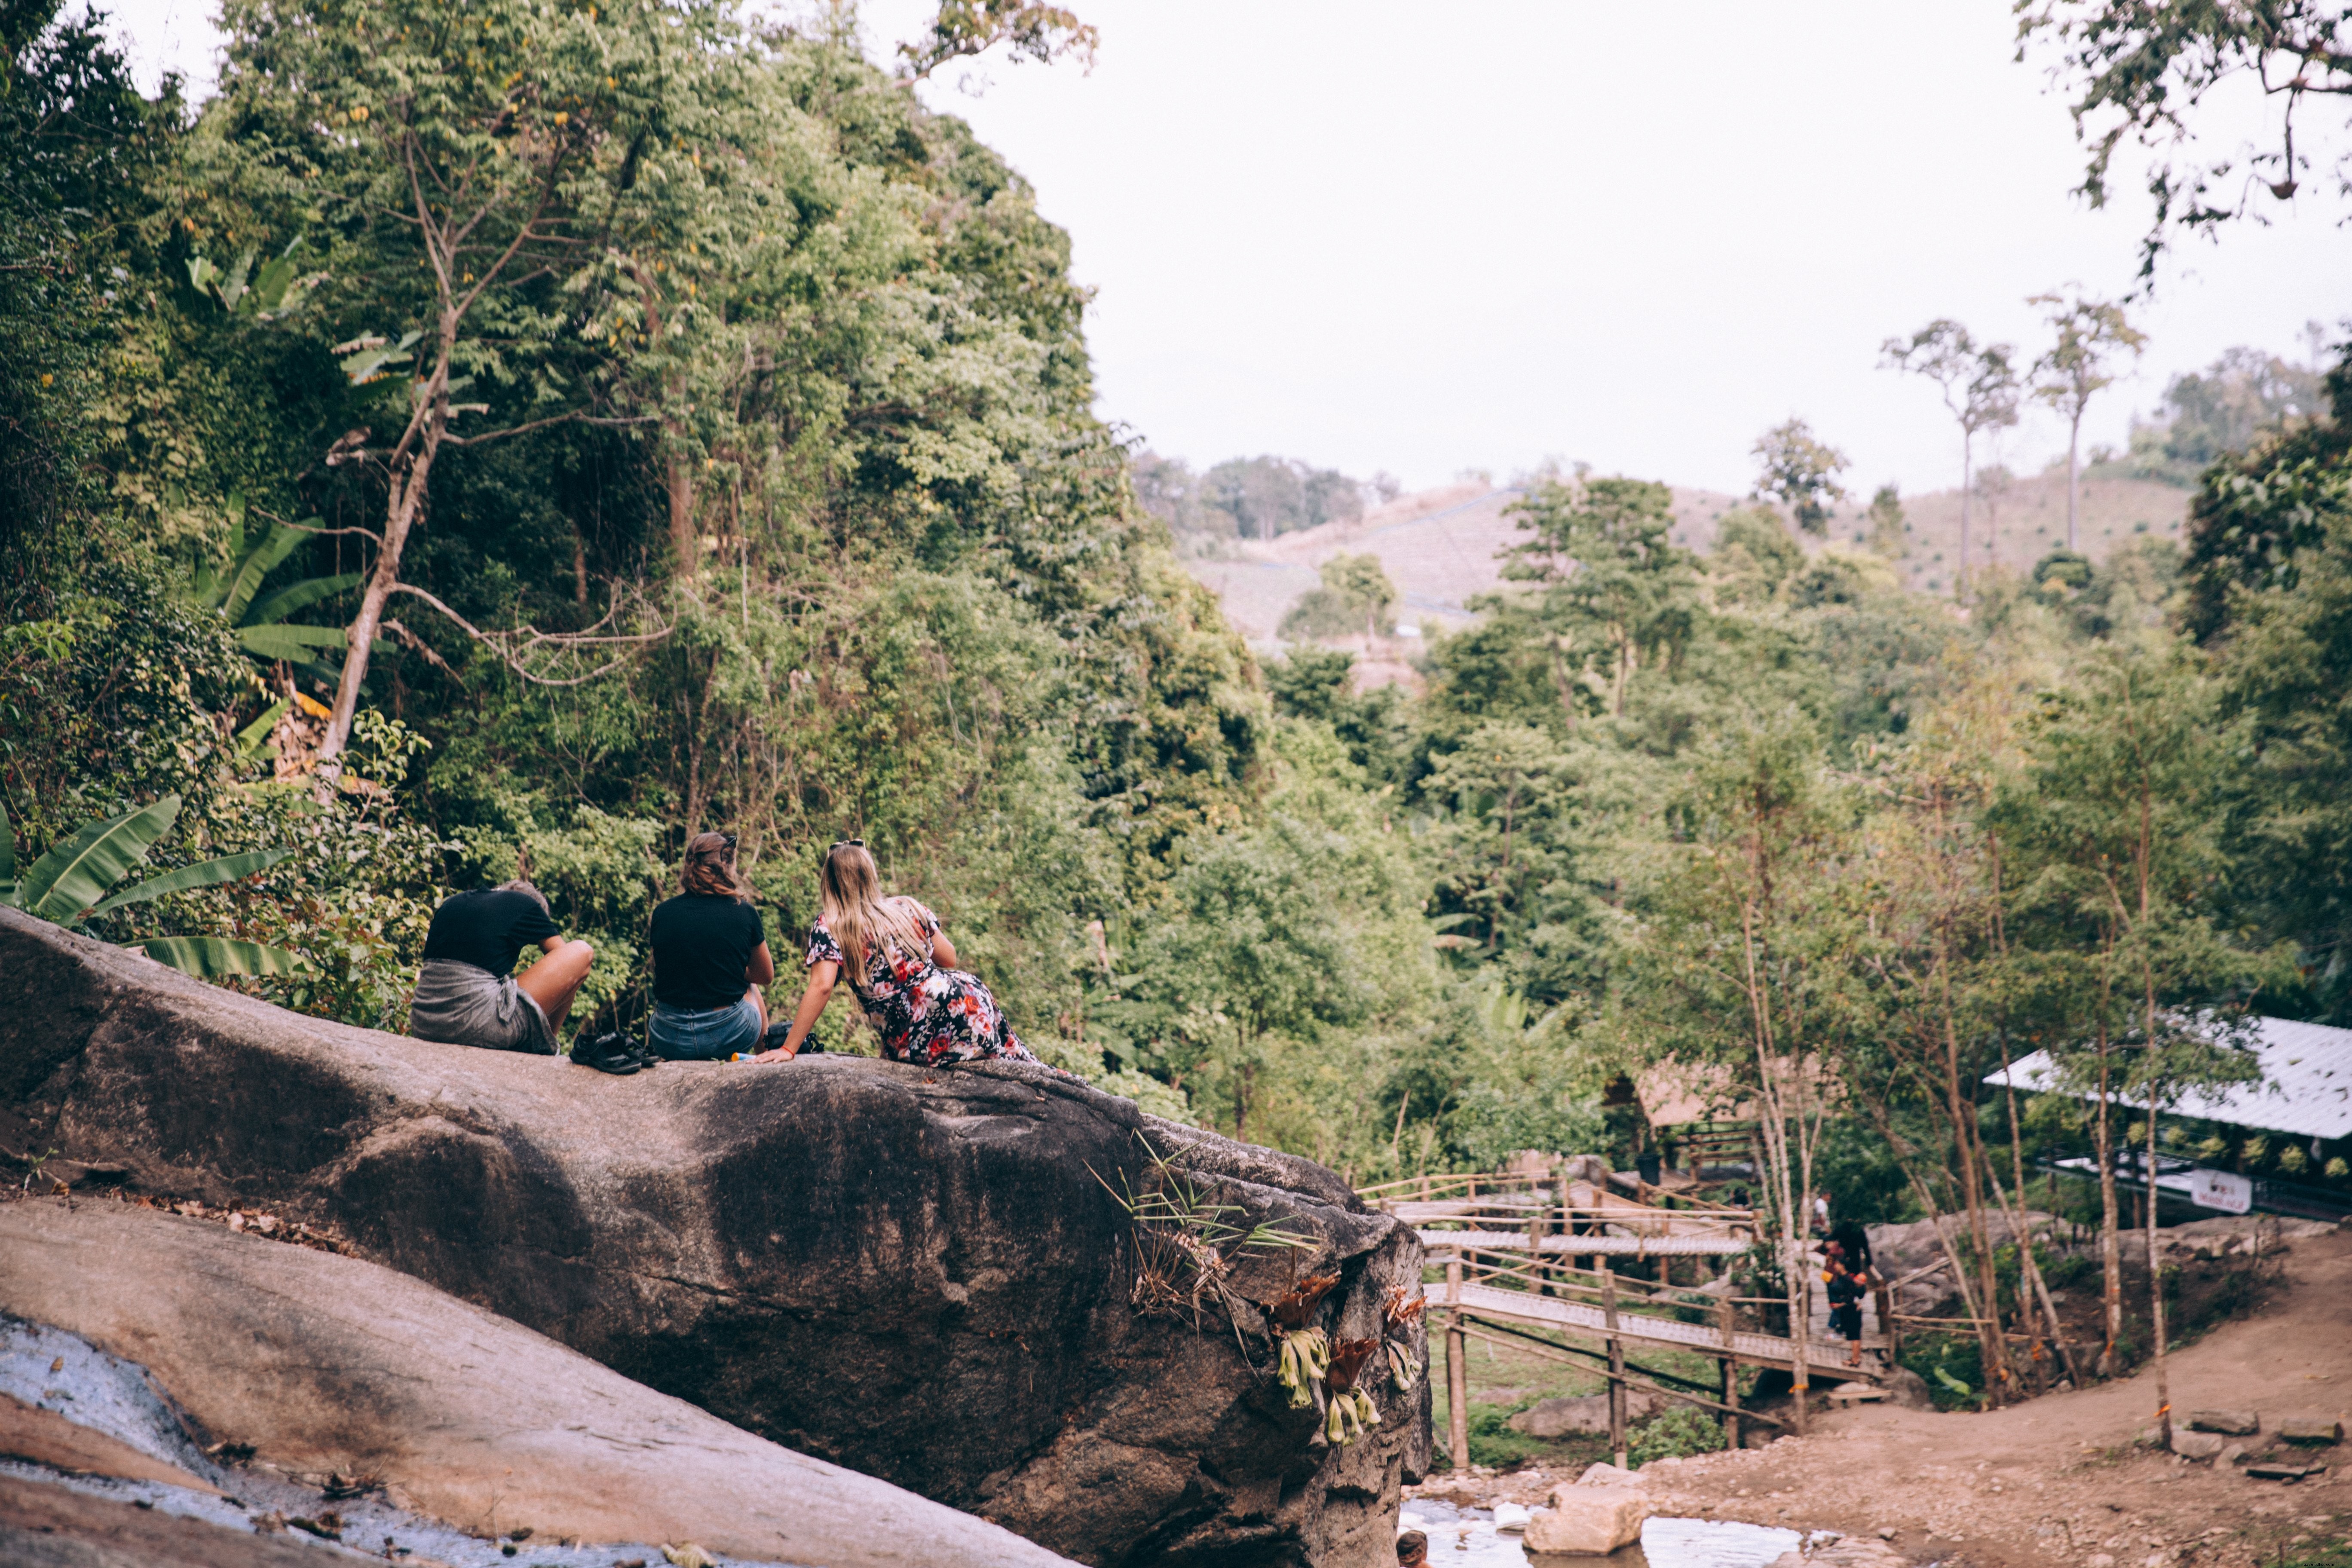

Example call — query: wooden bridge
[1359,1166,1892,1470]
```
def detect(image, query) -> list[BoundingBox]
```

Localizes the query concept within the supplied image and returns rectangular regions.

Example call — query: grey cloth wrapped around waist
[408,959,556,1055]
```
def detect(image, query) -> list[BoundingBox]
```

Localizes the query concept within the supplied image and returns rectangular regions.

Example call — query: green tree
[1992,643,2287,1381]
[2016,0,2352,276]
[1865,483,1908,558]
[1710,504,1805,606]
[2030,292,2146,551]
[1750,417,1850,536]
[1500,474,1696,719]
[1618,714,1854,1429]
[1882,322,2020,603]
[205,0,745,772]
[1114,818,1377,1143]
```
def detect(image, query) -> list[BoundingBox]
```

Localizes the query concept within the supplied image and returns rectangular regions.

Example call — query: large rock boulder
[0,1200,1078,1567]
[0,909,1430,1566]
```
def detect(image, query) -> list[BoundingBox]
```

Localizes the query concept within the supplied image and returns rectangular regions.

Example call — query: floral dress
[805,905,1041,1068]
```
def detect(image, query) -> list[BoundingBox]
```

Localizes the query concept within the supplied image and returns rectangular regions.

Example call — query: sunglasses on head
[831,838,865,850]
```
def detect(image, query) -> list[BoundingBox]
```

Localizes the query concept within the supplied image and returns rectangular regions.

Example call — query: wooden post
[1718,1297,1740,1450]
[1874,1279,1898,1366]
[1446,1258,1470,1474]
[1602,1260,1628,1469]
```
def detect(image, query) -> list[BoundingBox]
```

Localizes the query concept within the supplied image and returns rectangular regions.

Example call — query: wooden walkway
[1418,1227,1752,1257]
[1443,1279,1889,1377]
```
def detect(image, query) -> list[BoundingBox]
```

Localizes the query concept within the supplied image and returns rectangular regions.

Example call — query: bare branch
[388,581,671,688]
[247,502,384,544]
[380,617,465,686]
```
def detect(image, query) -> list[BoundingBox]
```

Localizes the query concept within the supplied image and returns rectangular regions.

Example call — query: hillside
[1183,469,2193,647]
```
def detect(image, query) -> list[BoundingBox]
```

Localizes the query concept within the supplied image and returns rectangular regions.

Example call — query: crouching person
[409,881,593,1054]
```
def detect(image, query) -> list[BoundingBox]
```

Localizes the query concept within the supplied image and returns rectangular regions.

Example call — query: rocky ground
[1410,1225,2352,1568]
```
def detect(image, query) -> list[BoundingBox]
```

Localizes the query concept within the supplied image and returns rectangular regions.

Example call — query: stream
[1402,1500,1814,1568]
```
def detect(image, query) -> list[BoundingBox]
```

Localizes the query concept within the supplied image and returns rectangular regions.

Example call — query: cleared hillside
[1182,469,2192,645]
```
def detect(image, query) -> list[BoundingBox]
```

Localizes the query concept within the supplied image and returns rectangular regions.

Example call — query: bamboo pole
[1603,1259,1628,1469]
[1719,1297,1741,1449]
[1446,1256,1469,1473]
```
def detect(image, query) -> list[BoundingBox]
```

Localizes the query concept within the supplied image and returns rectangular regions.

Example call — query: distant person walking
[756,840,1043,1069]
[1823,1241,1867,1367]
[646,833,776,1060]
[409,881,593,1054]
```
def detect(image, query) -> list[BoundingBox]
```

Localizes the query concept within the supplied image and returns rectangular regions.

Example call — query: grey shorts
[409,959,557,1054]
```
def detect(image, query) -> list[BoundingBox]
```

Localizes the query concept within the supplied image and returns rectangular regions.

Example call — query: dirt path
[1424,1230,2352,1568]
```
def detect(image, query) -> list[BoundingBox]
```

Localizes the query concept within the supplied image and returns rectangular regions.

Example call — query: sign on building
[2188,1167,2253,1215]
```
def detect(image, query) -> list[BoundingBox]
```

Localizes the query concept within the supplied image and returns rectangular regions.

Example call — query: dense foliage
[3,1,2348,1290]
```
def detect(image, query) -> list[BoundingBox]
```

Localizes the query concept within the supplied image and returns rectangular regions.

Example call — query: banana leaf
[244,569,363,626]
[223,525,309,626]
[236,698,293,754]
[238,623,350,660]
[134,935,307,977]
[87,848,293,917]
[16,796,181,923]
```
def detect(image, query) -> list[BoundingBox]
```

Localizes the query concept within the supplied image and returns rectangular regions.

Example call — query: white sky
[102,0,2349,496]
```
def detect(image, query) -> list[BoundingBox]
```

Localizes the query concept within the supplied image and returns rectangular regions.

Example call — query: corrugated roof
[1985,1015,2352,1141]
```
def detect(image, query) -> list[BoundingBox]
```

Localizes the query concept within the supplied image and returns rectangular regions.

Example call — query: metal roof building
[1985,1015,2352,1142]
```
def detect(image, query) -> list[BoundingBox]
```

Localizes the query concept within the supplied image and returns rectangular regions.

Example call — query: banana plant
[186,493,373,688]
[0,796,305,978]
[185,235,316,320]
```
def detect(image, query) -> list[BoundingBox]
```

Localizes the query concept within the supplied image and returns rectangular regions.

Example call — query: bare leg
[517,940,595,1032]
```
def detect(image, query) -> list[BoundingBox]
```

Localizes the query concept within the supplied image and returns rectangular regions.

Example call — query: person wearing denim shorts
[647,832,775,1060]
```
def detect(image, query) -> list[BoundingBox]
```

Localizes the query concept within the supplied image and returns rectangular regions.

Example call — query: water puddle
[1400,1502,1809,1568]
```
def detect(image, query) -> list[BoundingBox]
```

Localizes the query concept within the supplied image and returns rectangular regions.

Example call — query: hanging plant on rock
[1380,1284,1427,1393]
[1264,1272,1341,1409]
[1323,1336,1382,1445]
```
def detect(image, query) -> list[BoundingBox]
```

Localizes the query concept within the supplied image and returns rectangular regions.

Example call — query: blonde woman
[756,840,1041,1067]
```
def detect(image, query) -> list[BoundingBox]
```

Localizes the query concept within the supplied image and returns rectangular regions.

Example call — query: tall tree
[207,0,740,775]
[1991,644,2287,1381]
[1500,474,1695,719]
[1751,418,1851,536]
[1882,322,2019,604]
[2030,292,2147,551]
[1624,716,1852,1431]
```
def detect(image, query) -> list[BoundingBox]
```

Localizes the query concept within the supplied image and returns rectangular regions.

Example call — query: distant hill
[1182,469,2192,648]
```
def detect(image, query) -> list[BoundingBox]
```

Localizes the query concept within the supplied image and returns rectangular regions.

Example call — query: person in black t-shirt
[408,882,594,1054]
[645,832,775,1060]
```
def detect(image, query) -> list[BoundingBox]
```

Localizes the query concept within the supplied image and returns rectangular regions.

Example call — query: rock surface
[0,908,1430,1567]
[1876,1366,1935,1410]
[2171,1430,2227,1461]
[0,1199,1079,1566]
[0,1472,344,1568]
[1507,1390,1659,1437]
[2278,1417,2343,1446]
[2189,1409,2262,1436]
[1523,1487,1651,1554]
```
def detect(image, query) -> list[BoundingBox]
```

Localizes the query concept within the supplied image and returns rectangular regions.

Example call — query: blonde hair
[820,842,930,976]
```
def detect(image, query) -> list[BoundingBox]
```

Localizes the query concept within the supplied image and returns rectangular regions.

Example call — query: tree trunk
[2065,411,2083,553]
[2146,1094,2171,1448]
[1958,432,1974,604]
[2094,1025,2122,1376]
[318,331,453,776]
[670,456,697,572]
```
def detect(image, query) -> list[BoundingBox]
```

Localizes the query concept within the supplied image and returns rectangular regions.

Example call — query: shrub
[1629,1402,1725,1466]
